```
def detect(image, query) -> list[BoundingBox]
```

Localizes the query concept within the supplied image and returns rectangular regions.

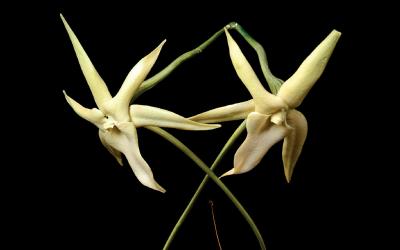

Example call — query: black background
[5,1,391,250]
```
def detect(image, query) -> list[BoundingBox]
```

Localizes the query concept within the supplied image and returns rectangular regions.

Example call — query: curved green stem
[162,121,246,249]
[146,125,266,250]
[132,22,238,101]
[132,22,282,100]
[233,23,283,95]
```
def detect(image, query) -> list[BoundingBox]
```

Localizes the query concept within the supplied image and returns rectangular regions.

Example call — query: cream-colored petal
[101,122,165,192]
[130,105,220,130]
[63,90,105,127]
[110,40,166,121]
[223,112,288,176]
[99,130,123,166]
[189,100,255,123]
[60,14,112,108]
[225,29,287,114]
[282,109,308,183]
[277,30,341,108]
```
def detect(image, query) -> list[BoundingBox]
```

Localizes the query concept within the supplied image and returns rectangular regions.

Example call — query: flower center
[270,109,288,126]
[102,115,118,130]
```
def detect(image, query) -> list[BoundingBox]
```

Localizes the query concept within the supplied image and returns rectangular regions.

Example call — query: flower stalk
[146,125,266,250]
[132,22,238,101]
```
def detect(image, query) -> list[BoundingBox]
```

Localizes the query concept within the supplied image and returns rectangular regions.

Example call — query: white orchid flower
[191,29,341,182]
[61,15,220,192]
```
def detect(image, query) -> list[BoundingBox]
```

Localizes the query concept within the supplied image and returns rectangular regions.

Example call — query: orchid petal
[100,122,165,192]
[225,29,287,114]
[130,105,220,130]
[110,40,166,120]
[60,14,112,108]
[222,112,288,177]
[63,90,105,127]
[282,110,308,182]
[189,100,255,123]
[99,130,123,166]
[278,30,341,108]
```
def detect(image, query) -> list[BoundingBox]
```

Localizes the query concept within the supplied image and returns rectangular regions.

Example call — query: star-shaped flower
[191,29,341,182]
[61,15,220,192]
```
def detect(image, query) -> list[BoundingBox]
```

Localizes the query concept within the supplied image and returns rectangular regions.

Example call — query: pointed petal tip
[205,123,221,130]
[60,13,68,27]
[176,121,221,131]
[332,29,342,36]
[183,121,221,131]
[189,100,255,123]
[187,122,221,131]
[154,39,166,52]
[153,184,166,193]
[154,40,166,57]
[63,90,71,101]
[327,29,342,44]
[142,180,166,193]
[63,90,75,105]
[156,39,167,51]
[63,90,73,103]
[283,165,295,184]
[153,39,166,56]
[188,123,221,130]
[220,168,236,178]
[285,174,292,183]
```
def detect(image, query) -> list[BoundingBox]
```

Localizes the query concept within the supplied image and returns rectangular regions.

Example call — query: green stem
[233,23,283,95]
[162,121,246,249]
[132,22,238,102]
[133,22,281,99]
[146,125,265,250]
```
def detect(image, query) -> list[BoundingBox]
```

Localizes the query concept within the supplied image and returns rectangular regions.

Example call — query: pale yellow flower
[61,15,219,192]
[191,29,341,182]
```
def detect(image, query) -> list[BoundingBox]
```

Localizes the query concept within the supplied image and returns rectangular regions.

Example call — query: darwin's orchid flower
[191,29,341,182]
[61,15,219,192]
